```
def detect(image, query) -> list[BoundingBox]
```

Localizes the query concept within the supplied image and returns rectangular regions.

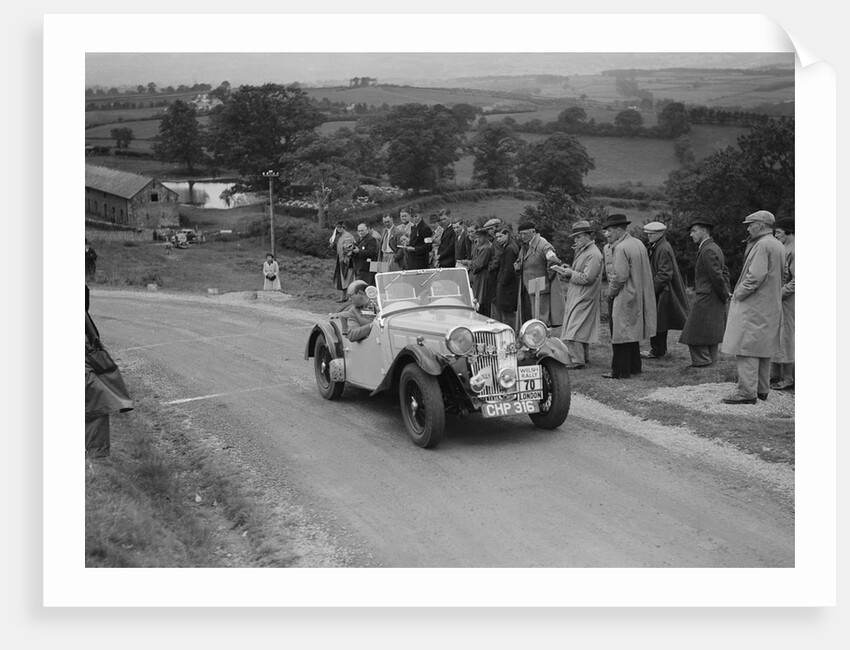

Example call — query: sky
[85,52,794,89]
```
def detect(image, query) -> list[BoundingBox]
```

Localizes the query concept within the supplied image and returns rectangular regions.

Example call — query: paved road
[90,288,794,568]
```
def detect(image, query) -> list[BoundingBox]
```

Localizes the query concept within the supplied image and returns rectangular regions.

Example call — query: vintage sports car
[305,268,571,448]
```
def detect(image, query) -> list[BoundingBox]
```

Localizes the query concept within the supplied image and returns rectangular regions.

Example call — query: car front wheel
[398,364,445,448]
[529,359,571,430]
[314,334,344,400]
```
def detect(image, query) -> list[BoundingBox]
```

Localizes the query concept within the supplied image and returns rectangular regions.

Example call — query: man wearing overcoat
[494,227,520,331]
[601,213,656,379]
[330,221,356,302]
[555,220,603,369]
[720,210,785,404]
[514,221,564,328]
[641,221,690,359]
[678,217,731,367]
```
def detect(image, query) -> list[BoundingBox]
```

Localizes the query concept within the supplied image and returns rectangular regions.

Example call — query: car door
[343,318,385,390]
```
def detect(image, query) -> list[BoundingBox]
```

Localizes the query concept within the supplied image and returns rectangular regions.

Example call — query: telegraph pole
[262,169,280,257]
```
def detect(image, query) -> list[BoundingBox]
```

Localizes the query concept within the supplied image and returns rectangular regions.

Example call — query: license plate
[481,400,541,418]
[517,365,543,394]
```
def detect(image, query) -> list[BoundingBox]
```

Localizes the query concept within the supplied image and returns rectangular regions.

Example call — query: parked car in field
[305,268,571,448]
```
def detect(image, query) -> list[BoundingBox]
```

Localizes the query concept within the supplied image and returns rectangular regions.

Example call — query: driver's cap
[347,280,369,296]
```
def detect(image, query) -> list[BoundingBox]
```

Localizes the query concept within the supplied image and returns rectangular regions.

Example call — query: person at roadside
[85,239,97,277]
[641,221,690,360]
[494,227,520,331]
[345,280,376,343]
[436,210,457,268]
[601,213,656,379]
[678,217,731,368]
[482,218,504,320]
[330,221,355,302]
[378,213,401,272]
[469,227,494,317]
[770,218,795,391]
[85,285,133,458]
[429,213,443,267]
[402,211,434,270]
[262,252,281,291]
[554,220,603,369]
[453,218,473,266]
[720,210,785,404]
[514,221,564,328]
[351,222,379,285]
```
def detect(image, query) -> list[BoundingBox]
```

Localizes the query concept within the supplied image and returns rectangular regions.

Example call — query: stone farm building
[85,164,180,230]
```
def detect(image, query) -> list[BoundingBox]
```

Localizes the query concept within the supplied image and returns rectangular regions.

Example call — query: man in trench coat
[720,210,785,404]
[514,221,565,329]
[641,221,690,359]
[602,213,656,379]
[678,217,731,367]
[555,220,603,369]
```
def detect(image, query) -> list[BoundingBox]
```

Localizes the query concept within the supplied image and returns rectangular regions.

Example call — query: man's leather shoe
[565,363,585,370]
[640,351,660,359]
[757,393,768,401]
[721,395,757,404]
[602,372,627,379]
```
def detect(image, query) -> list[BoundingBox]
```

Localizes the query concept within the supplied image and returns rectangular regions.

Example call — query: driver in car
[346,280,376,342]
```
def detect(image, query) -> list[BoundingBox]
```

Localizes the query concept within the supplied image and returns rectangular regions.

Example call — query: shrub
[248,216,335,259]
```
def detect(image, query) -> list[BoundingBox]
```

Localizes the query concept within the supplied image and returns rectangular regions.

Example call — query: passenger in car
[345,280,376,342]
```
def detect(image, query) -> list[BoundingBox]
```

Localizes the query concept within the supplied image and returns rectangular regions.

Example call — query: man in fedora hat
[770,217,795,390]
[601,213,656,379]
[554,220,603,369]
[514,221,565,328]
[679,217,731,367]
[641,221,690,359]
[720,209,785,404]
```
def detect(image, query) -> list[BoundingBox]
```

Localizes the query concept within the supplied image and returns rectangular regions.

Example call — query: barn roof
[85,165,176,200]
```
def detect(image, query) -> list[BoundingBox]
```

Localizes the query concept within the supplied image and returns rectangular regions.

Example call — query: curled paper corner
[760,14,824,70]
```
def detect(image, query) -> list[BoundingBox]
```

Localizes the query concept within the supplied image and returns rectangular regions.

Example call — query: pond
[162,181,264,209]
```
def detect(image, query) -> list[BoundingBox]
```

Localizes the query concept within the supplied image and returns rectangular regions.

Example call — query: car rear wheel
[399,364,445,448]
[314,334,344,400]
[529,359,571,430]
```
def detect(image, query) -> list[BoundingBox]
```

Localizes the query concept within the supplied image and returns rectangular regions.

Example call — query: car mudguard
[534,337,571,365]
[304,322,344,361]
[370,344,448,396]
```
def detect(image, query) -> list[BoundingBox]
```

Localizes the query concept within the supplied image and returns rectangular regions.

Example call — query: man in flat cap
[554,221,603,369]
[770,217,795,390]
[601,213,656,379]
[514,221,565,329]
[641,221,690,360]
[720,210,785,404]
[679,217,731,367]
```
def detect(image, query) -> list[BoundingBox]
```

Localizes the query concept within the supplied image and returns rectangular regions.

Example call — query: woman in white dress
[263,252,281,291]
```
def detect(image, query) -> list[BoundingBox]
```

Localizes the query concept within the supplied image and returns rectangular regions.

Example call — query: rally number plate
[517,365,543,400]
[482,400,541,418]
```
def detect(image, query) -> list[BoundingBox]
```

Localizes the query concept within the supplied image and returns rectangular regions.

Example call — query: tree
[146,82,158,94]
[109,127,134,148]
[555,106,587,130]
[153,100,206,173]
[372,103,466,192]
[614,109,644,134]
[290,161,360,228]
[205,83,323,185]
[519,188,609,257]
[468,122,522,188]
[515,132,595,197]
[209,80,231,103]
[657,101,691,138]
[664,118,794,279]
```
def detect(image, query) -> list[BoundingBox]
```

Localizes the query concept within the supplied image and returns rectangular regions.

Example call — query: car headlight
[446,326,475,356]
[518,319,548,350]
[497,367,517,389]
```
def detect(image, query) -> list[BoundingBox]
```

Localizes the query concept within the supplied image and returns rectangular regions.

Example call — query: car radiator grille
[469,329,519,402]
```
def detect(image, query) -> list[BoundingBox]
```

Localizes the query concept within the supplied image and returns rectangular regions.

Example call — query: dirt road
[90,288,794,568]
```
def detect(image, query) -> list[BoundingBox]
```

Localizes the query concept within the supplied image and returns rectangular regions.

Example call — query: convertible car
[305,267,571,448]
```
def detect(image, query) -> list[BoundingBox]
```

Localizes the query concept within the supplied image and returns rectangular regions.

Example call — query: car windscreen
[374,268,474,312]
